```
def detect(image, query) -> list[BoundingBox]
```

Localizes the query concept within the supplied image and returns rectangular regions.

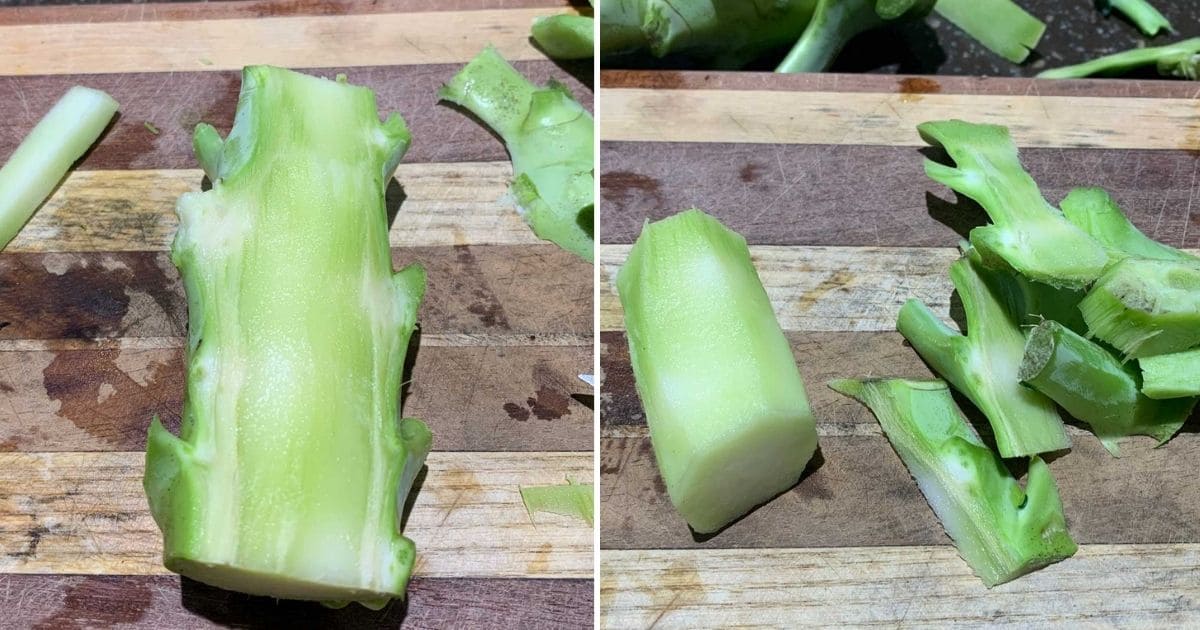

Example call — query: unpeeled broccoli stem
[775,0,934,73]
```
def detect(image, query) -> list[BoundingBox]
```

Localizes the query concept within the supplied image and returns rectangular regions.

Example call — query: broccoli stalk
[1060,187,1200,265]
[1038,37,1200,79]
[1020,320,1194,456]
[0,86,118,252]
[1097,0,1174,37]
[919,120,1109,290]
[933,0,1046,63]
[532,2,595,60]
[897,246,1070,458]
[144,66,431,608]
[1079,257,1200,358]
[775,0,935,73]
[829,378,1077,587]
[617,209,819,534]
[1140,349,1200,399]
[441,48,594,261]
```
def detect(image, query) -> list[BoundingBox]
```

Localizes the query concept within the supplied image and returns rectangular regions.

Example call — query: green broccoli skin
[829,378,1078,587]
[145,66,431,608]
[1140,348,1200,399]
[1060,187,1200,265]
[918,120,1109,290]
[1080,257,1200,358]
[934,0,1046,63]
[776,0,934,73]
[441,48,593,262]
[1038,37,1200,79]
[1098,0,1174,37]
[532,11,595,60]
[897,246,1069,458]
[1020,320,1195,456]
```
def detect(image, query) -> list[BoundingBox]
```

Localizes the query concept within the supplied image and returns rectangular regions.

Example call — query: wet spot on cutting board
[453,245,511,329]
[32,576,152,630]
[739,163,764,183]
[503,402,531,422]
[602,171,665,210]
[527,386,572,421]
[898,77,942,103]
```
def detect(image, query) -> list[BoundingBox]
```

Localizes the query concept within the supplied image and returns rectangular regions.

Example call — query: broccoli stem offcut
[829,378,1077,587]
[933,0,1046,63]
[775,0,934,73]
[1140,348,1200,399]
[1098,0,1174,37]
[1060,187,1200,265]
[1080,257,1200,358]
[532,12,595,59]
[144,66,431,608]
[1038,37,1200,79]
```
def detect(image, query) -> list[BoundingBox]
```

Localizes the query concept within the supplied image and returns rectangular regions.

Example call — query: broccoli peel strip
[1098,0,1174,37]
[829,378,1077,587]
[918,120,1109,290]
[0,86,118,252]
[1061,187,1200,265]
[617,209,818,534]
[532,12,595,60]
[897,247,1069,458]
[1141,348,1200,399]
[144,66,431,607]
[1038,37,1200,79]
[934,0,1046,63]
[776,0,935,73]
[441,48,594,262]
[1020,320,1194,456]
[1080,257,1200,358]
[520,478,595,525]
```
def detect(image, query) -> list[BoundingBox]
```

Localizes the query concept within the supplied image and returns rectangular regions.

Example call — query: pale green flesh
[776,0,933,73]
[0,86,118,251]
[145,66,429,606]
[1080,257,1200,358]
[934,0,1045,63]
[617,209,818,534]
[532,14,595,59]
[1060,187,1199,265]
[829,378,1077,587]
[520,479,595,525]
[1141,349,1200,399]
[639,0,816,67]
[1104,0,1173,36]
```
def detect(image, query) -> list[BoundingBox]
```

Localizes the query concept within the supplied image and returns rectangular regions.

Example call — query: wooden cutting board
[599,71,1200,627]
[0,1,593,627]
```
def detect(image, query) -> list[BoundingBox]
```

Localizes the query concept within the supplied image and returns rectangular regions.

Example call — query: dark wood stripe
[0,62,592,170]
[0,574,593,629]
[0,344,591,453]
[0,245,593,340]
[600,70,1200,99]
[600,432,1200,549]
[0,0,584,25]
[599,142,1200,247]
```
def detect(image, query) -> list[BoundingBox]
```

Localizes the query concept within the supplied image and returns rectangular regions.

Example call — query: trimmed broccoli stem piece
[828,378,1077,587]
[598,0,650,56]
[1141,349,1200,399]
[933,0,1046,63]
[1038,37,1200,79]
[1098,0,1173,37]
[1060,187,1200,265]
[1020,320,1194,456]
[1080,257,1200,358]
[532,13,595,59]
[0,86,118,252]
[520,478,595,525]
[918,120,1109,290]
[897,248,1069,458]
[144,66,430,607]
[617,209,818,534]
[776,0,934,73]
[441,48,593,262]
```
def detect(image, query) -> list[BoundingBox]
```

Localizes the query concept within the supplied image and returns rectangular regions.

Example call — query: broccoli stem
[828,378,1077,587]
[1080,257,1200,358]
[1140,349,1200,399]
[0,86,117,252]
[1020,320,1194,456]
[598,0,650,56]
[775,0,934,73]
[897,248,1069,458]
[1038,37,1200,79]
[1060,187,1200,265]
[1098,0,1174,37]
[933,0,1046,63]
[532,14,595,59]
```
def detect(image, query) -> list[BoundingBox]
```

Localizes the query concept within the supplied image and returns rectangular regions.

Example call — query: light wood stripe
[600,545,1200,628]
[599,244,1200,332]
[0,451,592,579]
[0,8,571,76]
[601,88,1200,150]
[7,164,537,253]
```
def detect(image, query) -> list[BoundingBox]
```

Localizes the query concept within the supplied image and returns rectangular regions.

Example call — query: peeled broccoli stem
[532,9,595,60]
[897,247,1069,458]
[829,378,1077,587]
[1098,0,1173,37]
[934,0,1046,63]
[1020,320,1194,456]
[1080,257,1200,358]
[1038,37,1200,79]
[441,48,594,262]
[144,66,430,608]
[919,120,1109,290]
[1060,187,1200,265]
[0,86,118,252]
[776,0,934,73]
[1141,348,1200,399]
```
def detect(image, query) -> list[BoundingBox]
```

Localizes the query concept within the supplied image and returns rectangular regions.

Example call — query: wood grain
[0,8,574,75]
[1,574,593,630]
[0,451,592,578]
[7,164,546,253]
[600,545,1200,628]
[0,62,592,170]
[601,88,1200,149]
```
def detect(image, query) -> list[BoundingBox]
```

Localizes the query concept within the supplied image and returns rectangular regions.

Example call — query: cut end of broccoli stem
[1080,257,1200,358]
[934,0,1045,63]
[531,14,596,60]
[1140,349,1200,399]
[917,120,1108,290]
[1102,0,1174,37]
[828,378,1077,587]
